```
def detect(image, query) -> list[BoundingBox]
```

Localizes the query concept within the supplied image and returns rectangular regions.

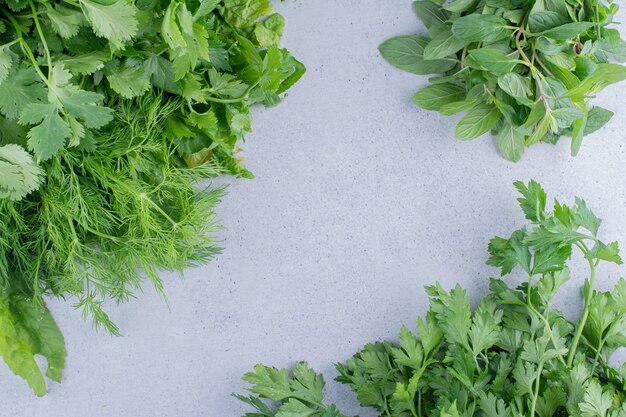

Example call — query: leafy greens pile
[237,181,626,417]
[379,0,626,161]
[0,0,303,396]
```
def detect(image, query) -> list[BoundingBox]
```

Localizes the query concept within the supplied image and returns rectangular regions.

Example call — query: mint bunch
[380,0,626,160]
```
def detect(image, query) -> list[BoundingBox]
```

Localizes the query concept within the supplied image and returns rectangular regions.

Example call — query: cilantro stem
[2,10,51,88]
[0,39,20,49]
[595,3,602,38]
[29,0,52,78]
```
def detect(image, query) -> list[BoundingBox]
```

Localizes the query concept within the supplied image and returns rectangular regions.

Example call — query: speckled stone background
[2,1,626,416]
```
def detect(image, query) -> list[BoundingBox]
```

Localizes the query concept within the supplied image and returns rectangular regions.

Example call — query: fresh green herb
[0,0,303,395]
[235,362,348,417]
[0,0,305,190]
[1,95,225,395]
[380,1,626,160]
[238,181,626,417]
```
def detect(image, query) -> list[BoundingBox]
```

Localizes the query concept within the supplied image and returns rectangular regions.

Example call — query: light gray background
[2,1,626,416]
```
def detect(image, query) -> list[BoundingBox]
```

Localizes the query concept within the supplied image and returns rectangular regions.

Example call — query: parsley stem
[529,361,544,417]
[525,275,566,366]
[566,256,597,367]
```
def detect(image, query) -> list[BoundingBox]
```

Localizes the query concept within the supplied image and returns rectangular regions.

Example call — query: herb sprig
[237,181,626,417]
[380,0,626,160]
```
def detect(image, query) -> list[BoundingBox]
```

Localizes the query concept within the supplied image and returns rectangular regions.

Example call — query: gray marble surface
[2,1,626,416]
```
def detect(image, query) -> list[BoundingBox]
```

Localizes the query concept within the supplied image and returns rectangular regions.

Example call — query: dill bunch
[0,96,225,394]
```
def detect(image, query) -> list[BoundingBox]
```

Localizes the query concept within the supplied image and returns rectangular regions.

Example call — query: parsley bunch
[0,0,303,396]
[235,362,348,417]
[238,181,626,417]
[380,0,626,161]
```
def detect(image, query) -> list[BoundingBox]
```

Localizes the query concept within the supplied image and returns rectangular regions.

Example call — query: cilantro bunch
[0,0,304,199]
[380,0,626,161]
[238,181,626,417]
[0,0,303,396]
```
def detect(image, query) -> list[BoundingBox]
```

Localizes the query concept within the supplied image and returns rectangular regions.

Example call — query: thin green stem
[529,362,544,417]
[2,10,50,87]
[595,4,602,38]
[593,337,605,366]
[526,275,567,366]
[0,39,20,49]
[29,0,52,78]
[567,257,597,367]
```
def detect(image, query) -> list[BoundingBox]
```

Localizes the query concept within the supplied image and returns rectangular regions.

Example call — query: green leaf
[79,0,139,48]
[392,326,423,369]
[220,0,275,29]
[564,63,626,98]
[466,48,517,75]
[454,103,501,140]
[573,197,601,237]
[0,67,46,120]
[528,11,571,33]
[514,180,547,222]
[0,293,65,397]
[427,283,471,350]
[412,83,465,111]
[56,51,110,76]
[106,65,151,99]
[413,1,450,29]
[496,122,526,162]
[20,103,71,160]
[487,228,532,276]
[570,112,586,157]
[379,36,456,75]
[0,47,13,85]
[444,0,478,13]
[578,381,612,417]
[540,22,595,40]
[46,4,83,39]
[254,13,284,47]
[0,144,43,201]
[584,107,613,135]
[586,241,622,265]
[498,73,532,99]
[423,28,468,60]
[452,14,512,42]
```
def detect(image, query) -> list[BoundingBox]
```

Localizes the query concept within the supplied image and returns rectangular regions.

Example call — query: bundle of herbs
[379,0,626,161]
[237,181,626,417]
[0,0,303,395]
